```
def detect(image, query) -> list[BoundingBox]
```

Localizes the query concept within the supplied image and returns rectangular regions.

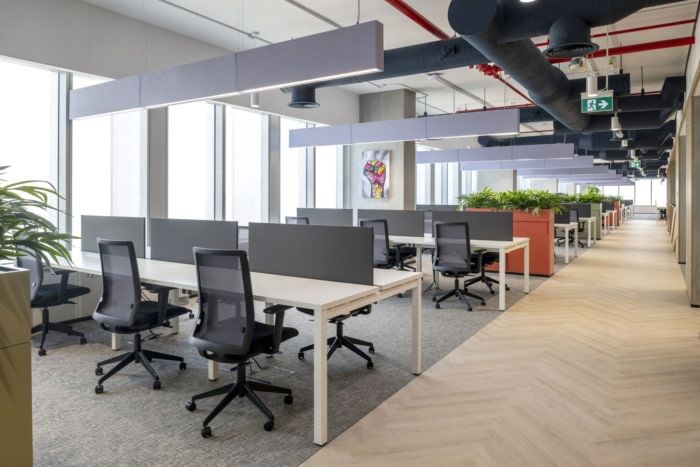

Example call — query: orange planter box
[613,200,621,226]
[467,208,555,277]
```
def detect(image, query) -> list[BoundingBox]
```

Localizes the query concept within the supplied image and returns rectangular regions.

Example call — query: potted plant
[0,165,72,466]
[457,189,566,276]
[0,166,72,264]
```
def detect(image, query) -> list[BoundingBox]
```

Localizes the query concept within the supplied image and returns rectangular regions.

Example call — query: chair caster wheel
[489,290,495,295]
[201,426,212,438]
[189,312,195,319]
[179,362,187,370]
[38,348,46,357]
[506,286,510,291]
[284,394,293,405]
[297,352,304,361]
[467,307,473,312]
[435,304,441,309]
[481,301,486,306]
[264,421,275,431]
[95,367,103,376]
[367,361,374,369]
[185,401,196,412]
[368,346,375,354]
[153,380,161,390]
[94,384,104,394]
[432,297,437,302]
[80,337,87,345]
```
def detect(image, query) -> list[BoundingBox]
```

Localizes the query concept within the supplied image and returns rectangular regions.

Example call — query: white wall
[686,12,700,96]
[476,170,515,192]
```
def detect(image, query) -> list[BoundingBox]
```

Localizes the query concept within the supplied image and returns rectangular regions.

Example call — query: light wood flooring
[305,219,700,466]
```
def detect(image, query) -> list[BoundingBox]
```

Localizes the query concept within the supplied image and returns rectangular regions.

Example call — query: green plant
[0,166,73,264]
[457,189,565,215]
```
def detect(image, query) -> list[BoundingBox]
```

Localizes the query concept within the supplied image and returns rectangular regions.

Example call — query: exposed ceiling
[82,0,698,116]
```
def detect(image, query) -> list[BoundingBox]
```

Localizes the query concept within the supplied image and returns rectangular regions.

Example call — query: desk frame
[554,222,579,264]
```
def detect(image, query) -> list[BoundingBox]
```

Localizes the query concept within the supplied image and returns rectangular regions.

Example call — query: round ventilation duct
[544,14,599,59]
[289,85,319,108]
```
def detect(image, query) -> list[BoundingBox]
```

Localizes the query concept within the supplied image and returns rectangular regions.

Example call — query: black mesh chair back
[285,216,310,225]
[569,208,579,223]
[433,222,471,272]
[16,253,43,301]
[555,209,571,224]
[190,248,255,359]
[359,219,390,267]
[94,239,141,328]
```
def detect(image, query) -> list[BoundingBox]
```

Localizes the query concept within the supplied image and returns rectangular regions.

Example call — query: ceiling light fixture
[611,113,622,132]
[250,92,260,108]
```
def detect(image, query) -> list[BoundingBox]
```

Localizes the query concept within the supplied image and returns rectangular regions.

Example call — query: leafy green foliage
[457,189,566,215]
[559,186,619,203]
[0,166,73,265]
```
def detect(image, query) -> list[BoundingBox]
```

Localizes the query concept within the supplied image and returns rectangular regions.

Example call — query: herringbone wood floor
[305,220,700,467]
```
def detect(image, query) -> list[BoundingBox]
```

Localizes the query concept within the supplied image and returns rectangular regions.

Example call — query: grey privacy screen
[150,218,238,264]
[248,223,374,285]
[431,211,513,241]
[296,208,354,226]
[357,209,425,237]
[81,216,146,258]
[563,203,592,218]
[417,206,459,235]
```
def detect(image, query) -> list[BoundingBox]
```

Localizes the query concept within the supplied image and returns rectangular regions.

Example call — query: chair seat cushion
[31,283,91,308]
[248,321,299,355]
[108,301,191,333]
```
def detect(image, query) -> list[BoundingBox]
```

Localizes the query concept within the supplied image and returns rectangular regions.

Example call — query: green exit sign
[581,93,614,114]
[630,160,641,169]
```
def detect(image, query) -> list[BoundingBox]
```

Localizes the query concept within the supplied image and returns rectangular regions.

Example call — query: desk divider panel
[81,215,146,258]
[602,201,614,211]
[562,203,592,218]
[357,209,425,237]
[417,206,459,235]
[431,211,514,241]
[248,223,374,285]
[150,218,238,264]
[296,208,354,226]
[555,210,572,224]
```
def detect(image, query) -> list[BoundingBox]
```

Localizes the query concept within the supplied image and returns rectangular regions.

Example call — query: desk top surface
[58,251,419,311]
[389,235,529,250]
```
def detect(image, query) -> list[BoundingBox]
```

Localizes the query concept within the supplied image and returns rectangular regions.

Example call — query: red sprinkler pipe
[384,0,451,40]
[535,19,696,47]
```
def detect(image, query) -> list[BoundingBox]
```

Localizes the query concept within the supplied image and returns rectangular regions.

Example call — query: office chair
[360,219,416,271]
[18,253,90,356]
[92,239,189,393]
[468,251,510,295]
[285,216,310,225]
[185,248,298,437]
[432,222,486,312]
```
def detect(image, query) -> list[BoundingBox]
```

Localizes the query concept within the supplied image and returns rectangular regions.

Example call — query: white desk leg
[313,307,328,446]
[111,333,121,351]
[411,279,422,375]
[523,243,530,294]
[498,248,506,311]
[564,229,570,264]
[171,315,180,334]
[208,361,219,381]
[574,226,579,258]
[587,221,592,248]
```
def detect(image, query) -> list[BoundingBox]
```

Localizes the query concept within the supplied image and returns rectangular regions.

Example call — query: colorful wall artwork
[362,150,390,199]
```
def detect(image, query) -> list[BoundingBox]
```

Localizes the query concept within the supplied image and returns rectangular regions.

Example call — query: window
[168,101,215,220]
[651,179,667,207]
[0,59,58,224]
[280,117,307,220]
[434,164,444,204]
[416,164,429,204]
[619,185,635,202]
[315,145,340,208]
[446,163,459,205]
[225,107,264,225]
[635,179,652,205]
[603,186,619,197]
[72,75,144,238]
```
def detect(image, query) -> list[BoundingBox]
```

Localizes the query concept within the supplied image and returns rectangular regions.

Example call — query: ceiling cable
[283,0,342,29]
[357,0,361,24]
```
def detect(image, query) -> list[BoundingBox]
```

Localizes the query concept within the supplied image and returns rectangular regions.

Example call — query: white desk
[390,236,529,311]
[605,210,618,230]
[554,222,579,264]
[579,217,597,248]
[600,212,609,236]
[57,251,422,446]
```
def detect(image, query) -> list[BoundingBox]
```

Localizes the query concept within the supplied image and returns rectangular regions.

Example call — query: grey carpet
[32,246,580,466]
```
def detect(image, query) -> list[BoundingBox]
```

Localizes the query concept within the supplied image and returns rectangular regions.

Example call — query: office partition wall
[80,215,146,257]
[150,218,238,264]
[297,208,354,226]
[357,209,425,237]
[431,211,514,241]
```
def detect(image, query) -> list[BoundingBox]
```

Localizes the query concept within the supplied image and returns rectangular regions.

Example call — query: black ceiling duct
[289,85,319,109]
[543,14,599,58]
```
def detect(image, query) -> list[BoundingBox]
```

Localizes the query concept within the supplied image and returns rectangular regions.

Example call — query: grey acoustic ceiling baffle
[69,21,384,119]
[417,143,575,165]
[518,166,612,177]
[458,155,594,171]
[287,108,519,147]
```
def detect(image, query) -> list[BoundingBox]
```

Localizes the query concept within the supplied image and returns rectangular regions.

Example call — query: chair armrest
[48,268,73,303]
[263,304,291,353]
